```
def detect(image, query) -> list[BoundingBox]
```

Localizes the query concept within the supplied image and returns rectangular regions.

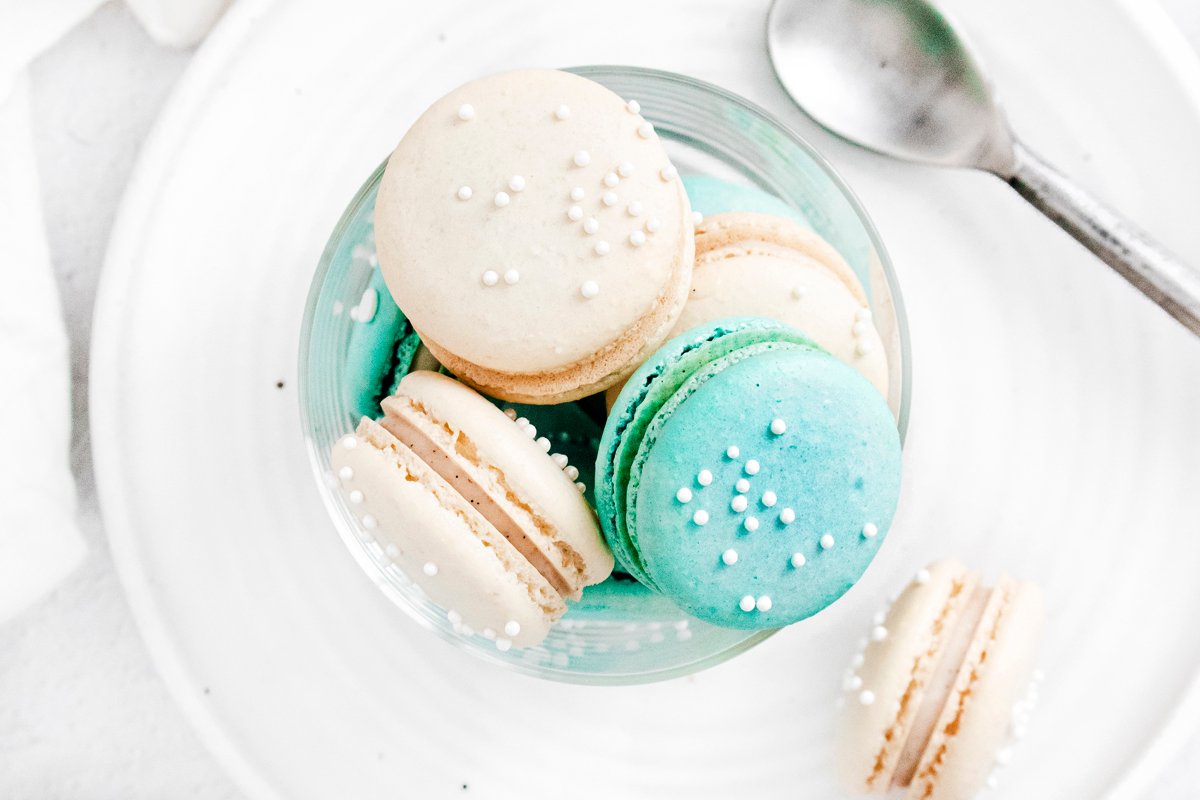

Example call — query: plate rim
[89,0,1200,797]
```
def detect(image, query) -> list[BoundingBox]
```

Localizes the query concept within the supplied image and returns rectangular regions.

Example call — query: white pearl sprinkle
[503,269,520,285]
[447,610,462,625]
[756,595,773,612]
[660,164,677,181]
[697,469,713,486]
[853,320,872,337]
[791,286,806,300]
[456,185,473,200]
[721,549,738,566]
[503,408,517,419]
[423,562,438,576]
[361,514,377,530]
[745,460,760,475]
[565,466,579,481]
[859,690,876,706]
[731,496,748,513]
[340,436,357,450]
[873,610,887,626]
[915,568,932,585]
[994,748,1012,766]
[780,508,796,524]
[856,307,873,322]
[602,190,618,206]
[575,482,587,493]
[551,453,569,468]
[570,186,585,202]
[863,522,879,538]
[573,150,590,167]
[676,487,693,503]
[726,445,740,459]
[629,230,646,247]
[504,620,521,637]
[856,339,874,356]
[594,240,610,256]
[604,172,619,187]
[844,674,863,692]
[821,534,835,549]
[762,491,777,507]
[460,624,474,637]
[496,638,512,652]
[735,478,750,493]
[564,206,584,223]
[349,490,364,504]
[637,121,654,138]
[744,516,760,532]
[583,217,600,234]
[580,280,600,299]
[494,191,510,208]
[524,424,537,439]
[554,104,571,120]
[617,161,634,177]
[626,99,641,113]
[691,211,704,226]
[739,595,756,612]
[770,418,787,435]
[790,552,806,568]
[481,270,499,286]
[457,103,475,121]
[693,510,709,525]
[871,625,888,642]
[627,200,644,217]
[536,436,551,452]
[338,466,354,481]
[508,175,526,192]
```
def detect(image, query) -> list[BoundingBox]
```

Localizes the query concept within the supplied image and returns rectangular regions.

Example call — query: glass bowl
[298,66,910,685]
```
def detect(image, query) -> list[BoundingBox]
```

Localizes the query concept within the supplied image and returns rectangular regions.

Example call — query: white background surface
[3,1,1200,797]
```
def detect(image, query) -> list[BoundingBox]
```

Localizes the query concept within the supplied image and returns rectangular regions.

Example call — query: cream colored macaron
[375,69,694,404]
[331,371,614,648]
[836,560,1044,800]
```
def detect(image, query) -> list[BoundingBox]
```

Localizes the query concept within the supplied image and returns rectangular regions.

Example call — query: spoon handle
[1007,142,1200,336]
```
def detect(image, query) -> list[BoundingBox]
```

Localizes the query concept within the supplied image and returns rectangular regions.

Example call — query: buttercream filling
[379,412,574,598]
[892,586,993,787]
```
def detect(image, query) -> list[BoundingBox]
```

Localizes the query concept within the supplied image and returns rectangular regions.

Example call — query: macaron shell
[332,419,561,647]
[835,560,978,793]
[673,248,888,397]
[907,577,1045,800]
[388,371,613,589]
[694,211,867,305]
[632,346,902,628]
[594,317,815,584]
[376,69,693,389]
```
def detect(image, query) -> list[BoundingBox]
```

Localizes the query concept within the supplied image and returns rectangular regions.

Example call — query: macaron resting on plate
[375,69,695,404]
[836,560,1044,799]
[331,371,613,647]
[598,318,902,629]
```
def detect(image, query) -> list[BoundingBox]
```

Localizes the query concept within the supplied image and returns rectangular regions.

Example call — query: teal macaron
[343,268,424,421]
[597,318,902,629]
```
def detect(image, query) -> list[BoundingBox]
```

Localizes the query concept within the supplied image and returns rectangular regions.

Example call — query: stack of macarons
[332,67,905,646]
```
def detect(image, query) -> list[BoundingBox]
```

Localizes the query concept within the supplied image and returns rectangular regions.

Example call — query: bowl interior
[299,66,910,685]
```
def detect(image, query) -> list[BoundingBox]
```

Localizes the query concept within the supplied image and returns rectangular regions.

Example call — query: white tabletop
[3,1,1199,796]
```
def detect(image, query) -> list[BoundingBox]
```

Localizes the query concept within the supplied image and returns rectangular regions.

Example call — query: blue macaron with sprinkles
[597,317,902,629]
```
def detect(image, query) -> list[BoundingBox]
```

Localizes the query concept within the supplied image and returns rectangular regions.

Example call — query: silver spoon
[767,0,1200,336]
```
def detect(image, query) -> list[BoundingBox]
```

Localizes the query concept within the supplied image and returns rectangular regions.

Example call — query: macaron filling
[378,400,580,599]
[890,584,992,788]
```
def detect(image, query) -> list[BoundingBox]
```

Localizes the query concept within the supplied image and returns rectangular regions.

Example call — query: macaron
[836,560,1044,799]
[494,399,603,506]
[596,318,902,628]
[375,69,694,404]
[342,267,429,421]
[331,371,614,648]
[681,211,887,397]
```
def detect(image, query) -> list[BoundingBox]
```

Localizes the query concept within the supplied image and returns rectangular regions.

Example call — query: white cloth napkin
[0,0,229,622]
[0,75,87,623]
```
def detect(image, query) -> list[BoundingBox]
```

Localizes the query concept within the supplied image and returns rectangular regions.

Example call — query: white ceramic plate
[92,0,1200,796]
